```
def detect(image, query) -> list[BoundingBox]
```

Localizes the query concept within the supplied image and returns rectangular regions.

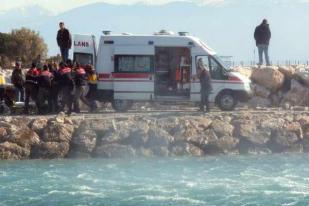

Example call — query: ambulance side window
[209,56,227,80]
[115,55,154,73]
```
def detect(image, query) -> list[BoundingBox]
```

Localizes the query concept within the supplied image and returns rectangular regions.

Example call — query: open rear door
[112,46,155,101]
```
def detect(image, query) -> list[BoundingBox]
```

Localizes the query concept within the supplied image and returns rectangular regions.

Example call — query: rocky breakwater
[0,111,309,160]
[233,65,309,108]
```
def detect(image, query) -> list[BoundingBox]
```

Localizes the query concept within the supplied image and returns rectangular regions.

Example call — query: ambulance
[73,31,252,112]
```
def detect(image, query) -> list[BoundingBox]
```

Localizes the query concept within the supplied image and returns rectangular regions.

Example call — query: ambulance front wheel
[112,100,133,112]
[217,90,237,111]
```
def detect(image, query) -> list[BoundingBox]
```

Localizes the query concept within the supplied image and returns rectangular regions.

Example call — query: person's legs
[205,91,210,112]
[200,90,206,111]
[60,47,65,62]
[257,45,263,65]
[64,49,69,62]
[264,45,270,66]
[24,85,30,113]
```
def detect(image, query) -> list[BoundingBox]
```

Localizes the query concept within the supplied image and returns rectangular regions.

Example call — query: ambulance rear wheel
[112,100,133,112]
[217,91,237,111]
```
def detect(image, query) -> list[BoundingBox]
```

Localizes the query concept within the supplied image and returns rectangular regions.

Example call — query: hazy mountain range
[1,1,309,62]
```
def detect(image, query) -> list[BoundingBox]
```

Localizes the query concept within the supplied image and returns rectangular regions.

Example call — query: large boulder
[42,122,75,143]
[0,141,30,160]
[232,67,252,79]
[4,127,40,148]
[32,142,70,159]
[282,80,309,106]
[93,144,135,158]
[171,142,204,156]
[204,136,239,154]
[211,120,234,137]
[294,68,309,87]
[146,127,174,148]
[122,123,150,148]
[251,83,271,98]
[70,129,97,154]
[233,120,271,145]
[278,66,296,79]
[251,67,285,92]
[30,117,48,133]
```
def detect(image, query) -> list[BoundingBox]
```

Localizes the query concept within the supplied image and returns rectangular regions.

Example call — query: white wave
[127,195,206,204]
[48,190,68,195]
[68,190,105,197]
[0,171,8,177]
[43,171,60,179]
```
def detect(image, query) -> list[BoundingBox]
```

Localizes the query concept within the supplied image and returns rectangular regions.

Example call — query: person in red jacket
[24,63,40,114]
[73,63,90,113]
[37,65,53,114]
[59,62,74,115]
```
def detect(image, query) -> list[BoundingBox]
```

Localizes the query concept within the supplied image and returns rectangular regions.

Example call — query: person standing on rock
[37,65,53,114]
[57,22,72,62]
[254,19,271,66]
[11,61,25,102]
[197,58,212,113]
[24,63,40,114]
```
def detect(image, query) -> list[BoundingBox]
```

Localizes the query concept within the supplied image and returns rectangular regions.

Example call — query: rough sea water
[1,155,309,206]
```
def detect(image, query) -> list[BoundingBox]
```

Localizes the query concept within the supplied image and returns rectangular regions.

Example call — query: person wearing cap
[57,22,72,62]
[254,19,271,66]
[11,61,25,102]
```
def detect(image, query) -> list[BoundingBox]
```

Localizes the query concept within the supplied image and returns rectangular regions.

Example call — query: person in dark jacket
[254,19,271,66]
[59,62,74,115]
[197,58,212,113]
[24,63,40,114]
[11,61,25,102]
[85,64,98,112]
[37,65,53,114]
[48,63,61,113]
[57,22,72,62]
[73,63,90,113]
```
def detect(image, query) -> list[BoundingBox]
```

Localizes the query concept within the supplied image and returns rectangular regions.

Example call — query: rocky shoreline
[0,110,308,160]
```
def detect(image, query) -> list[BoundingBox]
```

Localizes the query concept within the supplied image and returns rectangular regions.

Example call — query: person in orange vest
[59,62,74,115]
[37,65,53,114]
[24,63,40,114]
[72,63,90,113]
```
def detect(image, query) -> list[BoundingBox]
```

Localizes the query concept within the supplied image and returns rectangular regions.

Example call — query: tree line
[0,27,48,68]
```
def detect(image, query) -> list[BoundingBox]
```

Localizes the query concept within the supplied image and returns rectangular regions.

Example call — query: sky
[0,0,223,14]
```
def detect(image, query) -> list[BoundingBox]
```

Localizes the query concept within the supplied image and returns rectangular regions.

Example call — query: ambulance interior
[154,47,191,97]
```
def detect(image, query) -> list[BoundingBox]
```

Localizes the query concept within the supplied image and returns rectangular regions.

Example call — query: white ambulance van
[73,34,97,67]
[73,31,252,112]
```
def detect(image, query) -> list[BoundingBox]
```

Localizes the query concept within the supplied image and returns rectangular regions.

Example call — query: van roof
[100,34,216,55]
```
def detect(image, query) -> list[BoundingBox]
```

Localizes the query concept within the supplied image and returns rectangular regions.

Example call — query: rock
[42,122,75,143]
[205,136,239,154]
[233,120,271,145]
[4,127,40,148]
[0,127,7,137]
[171,142,204,156]
[197,117,212,129]
[54,112,66,123]
[232,67,252,79]
[150,146,169,157]
[251,67,285,92]
[30,117,48,133]
[211,120,234,138]
[295,114,309,132]
[303,131,309,151]
[187,129,218,147]
[0,141,30,160]
[278,66,296,79]
[247,147,272,155]
[93,144,135,158]
[122,123,149,148]
[71,129,97,153]
[284,122,303,139]
[136,147,154,157]
[100,127,130,145]
[252,83,271,98]
[269,129,300,153]
[295,69,309,86]
[282,80,309,106]
[67,151,92,159]
[248,97,272,108]
[32,142,70,159]
[146,127,174,148]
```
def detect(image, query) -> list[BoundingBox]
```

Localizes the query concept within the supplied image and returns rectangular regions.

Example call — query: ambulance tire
[217,90,237,111]
[112,100,133,112]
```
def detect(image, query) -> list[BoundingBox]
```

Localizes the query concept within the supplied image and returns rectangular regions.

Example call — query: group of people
[11,60,98,115]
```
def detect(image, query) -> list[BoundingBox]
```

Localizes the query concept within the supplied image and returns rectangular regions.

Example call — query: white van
[73,31,252,112]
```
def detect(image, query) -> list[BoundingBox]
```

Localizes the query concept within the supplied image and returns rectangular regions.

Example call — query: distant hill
[1,1,309,63]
